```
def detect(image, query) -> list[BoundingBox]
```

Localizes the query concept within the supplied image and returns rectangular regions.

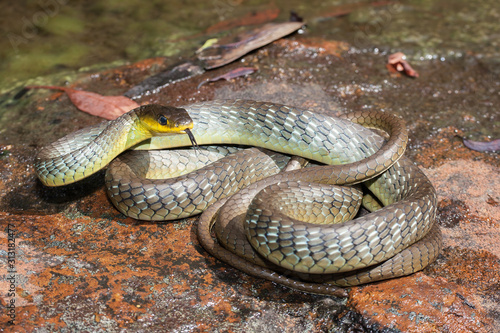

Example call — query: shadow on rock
[1,170,105,215]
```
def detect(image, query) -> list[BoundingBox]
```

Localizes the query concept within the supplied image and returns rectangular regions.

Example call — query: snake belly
[35,99,441,295]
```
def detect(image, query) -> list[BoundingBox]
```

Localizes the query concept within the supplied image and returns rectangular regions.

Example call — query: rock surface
[1,2,499,332]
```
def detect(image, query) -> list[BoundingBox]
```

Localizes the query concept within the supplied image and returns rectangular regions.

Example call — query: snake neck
[36,112,154,186]
[121,115,154,150]
[86,112,154,166]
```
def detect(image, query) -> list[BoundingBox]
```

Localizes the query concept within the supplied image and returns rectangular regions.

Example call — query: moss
[43,12,86,36]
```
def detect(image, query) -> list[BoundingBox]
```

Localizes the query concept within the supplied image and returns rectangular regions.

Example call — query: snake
[35,99,441,297]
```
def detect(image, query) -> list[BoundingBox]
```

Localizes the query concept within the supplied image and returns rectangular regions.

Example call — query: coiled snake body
[35,100,440,296]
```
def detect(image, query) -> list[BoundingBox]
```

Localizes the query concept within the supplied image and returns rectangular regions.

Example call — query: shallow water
[1,0,498,85]
[0,0,498,141]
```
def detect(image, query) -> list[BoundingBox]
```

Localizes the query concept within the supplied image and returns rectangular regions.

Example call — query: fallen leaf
[198,21,303,69]
[197,67,257,89]
[205,6,280,34]
[196,38,219,54]
[462,138,500,152]
[125,22,302,97]
[387,52,419,78]
[25,85,140,120]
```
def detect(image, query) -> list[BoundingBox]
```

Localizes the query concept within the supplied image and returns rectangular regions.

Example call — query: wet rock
[348,273,493,332]
[1,2,499,331]
[437,199,469,228]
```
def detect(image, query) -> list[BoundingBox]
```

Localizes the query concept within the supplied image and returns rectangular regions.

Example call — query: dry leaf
[387,52,419,78]
[197,22,303,69]
[463,138,500,152]
[25,85,139,120]
[126,22,302,97]
[197,67,257,89]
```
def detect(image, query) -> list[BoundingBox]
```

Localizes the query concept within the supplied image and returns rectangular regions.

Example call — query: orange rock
[348,273,493,332]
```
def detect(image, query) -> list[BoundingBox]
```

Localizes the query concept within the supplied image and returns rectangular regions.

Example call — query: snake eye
[158,115,168,126]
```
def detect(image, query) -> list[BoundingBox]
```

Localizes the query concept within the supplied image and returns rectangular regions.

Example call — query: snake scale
[35,100,441,297]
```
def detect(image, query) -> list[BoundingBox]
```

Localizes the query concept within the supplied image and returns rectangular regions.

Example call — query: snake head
[138,104,194,134]
[137,104,198,147]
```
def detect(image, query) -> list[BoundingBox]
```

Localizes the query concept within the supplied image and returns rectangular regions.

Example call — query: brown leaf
[197,22,303,69]
[25,85,140,120]
[198,67,257,89]
[387,52,419,78]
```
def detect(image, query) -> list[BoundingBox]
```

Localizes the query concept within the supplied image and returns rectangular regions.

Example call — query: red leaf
[387,52,419,78]
[26,85,140,120]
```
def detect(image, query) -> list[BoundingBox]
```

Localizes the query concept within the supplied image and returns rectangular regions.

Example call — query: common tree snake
[35,100,441,297]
